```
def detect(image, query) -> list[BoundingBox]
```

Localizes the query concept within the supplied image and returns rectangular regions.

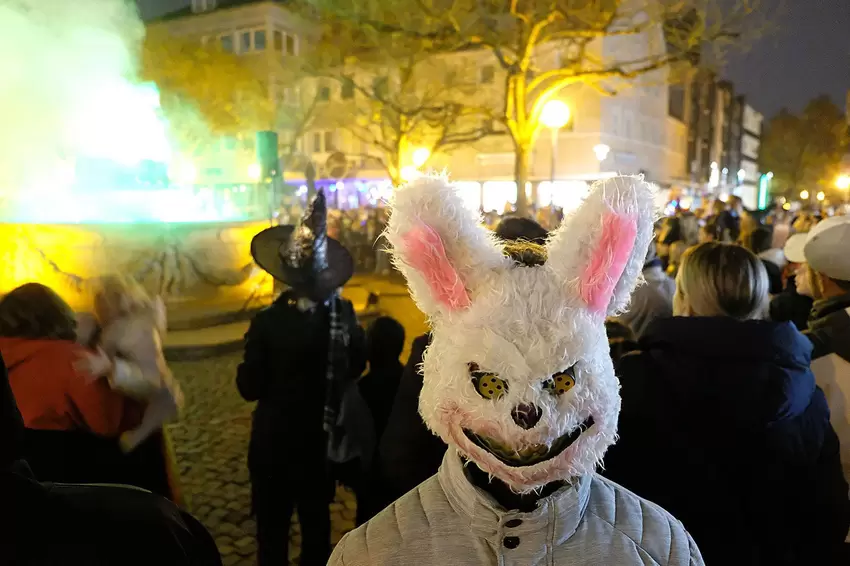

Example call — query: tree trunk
[514,144,531,217]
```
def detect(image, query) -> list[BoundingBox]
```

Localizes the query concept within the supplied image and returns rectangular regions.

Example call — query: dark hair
[0,283,77,341]
[741,226,774,255]
[495,217,548,245]
[701,219,720,241]
[367,316,405,364]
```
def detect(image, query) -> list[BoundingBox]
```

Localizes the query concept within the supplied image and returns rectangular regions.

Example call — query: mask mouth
[463,416,595,468]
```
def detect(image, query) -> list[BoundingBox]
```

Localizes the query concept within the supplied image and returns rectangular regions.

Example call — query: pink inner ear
[580,212,637,313]
[401,223,471,311]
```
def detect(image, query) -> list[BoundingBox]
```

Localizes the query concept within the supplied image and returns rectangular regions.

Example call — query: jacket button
[505,519,523,528]
[503,536,520,549]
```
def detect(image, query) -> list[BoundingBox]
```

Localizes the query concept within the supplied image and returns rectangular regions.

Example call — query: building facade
[149,0,688,212]
[680,70,764,208]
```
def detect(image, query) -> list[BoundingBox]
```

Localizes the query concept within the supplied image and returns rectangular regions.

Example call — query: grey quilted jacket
[330,449,703,566]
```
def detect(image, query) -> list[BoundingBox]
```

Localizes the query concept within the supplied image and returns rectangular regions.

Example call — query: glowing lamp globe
[837,175,850,191]
[541,100,571,130]
[412,148,431,168]
[800,190,810,200]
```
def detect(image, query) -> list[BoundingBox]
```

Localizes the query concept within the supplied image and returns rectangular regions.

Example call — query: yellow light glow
[411,148,431,168]
[540,100,571,130]
[800,190,810,200]
[837,175,850,191]
[816,191,826,201]
[782,202,791,211]
[248,163,261,181]
[400,166,419,182]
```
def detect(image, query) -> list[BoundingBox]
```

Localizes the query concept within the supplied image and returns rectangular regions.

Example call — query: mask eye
[468,362,508,400]
[543,366,576,396]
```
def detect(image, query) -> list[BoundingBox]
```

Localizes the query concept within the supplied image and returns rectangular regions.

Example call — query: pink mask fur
[401,223,471,311]
[579,212,638,313]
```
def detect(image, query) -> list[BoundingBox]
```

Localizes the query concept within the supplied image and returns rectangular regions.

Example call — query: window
[274,30,283,51]
[341,78,355,99]
[324,131,336,152]
[480,65,495,84]
[313,133,322,153]
[254,30,266,51]
[191,0,216,13]
[241,31,251,53]
[221,34,233,53]
[373,76,389,99]
[285,34,296,55]
[317,82,331,102]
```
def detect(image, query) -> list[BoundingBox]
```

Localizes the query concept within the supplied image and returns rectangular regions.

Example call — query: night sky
[722,0,850,118]
[136,0,849,119]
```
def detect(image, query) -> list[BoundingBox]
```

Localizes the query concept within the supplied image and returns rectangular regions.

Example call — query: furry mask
[386,174,655,493]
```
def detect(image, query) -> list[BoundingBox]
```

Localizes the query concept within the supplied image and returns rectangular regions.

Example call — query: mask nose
[511,403,542,430]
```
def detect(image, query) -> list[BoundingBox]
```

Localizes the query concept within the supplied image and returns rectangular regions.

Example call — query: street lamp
[816,191,826,202]
[540,100,571,191]
[800,190,810,201]
[837,174,850,191]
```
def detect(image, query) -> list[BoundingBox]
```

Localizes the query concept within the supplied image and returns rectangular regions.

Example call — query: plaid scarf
[323,293,350,451]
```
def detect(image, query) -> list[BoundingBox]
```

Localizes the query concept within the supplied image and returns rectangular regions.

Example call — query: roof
[148,0,287,22]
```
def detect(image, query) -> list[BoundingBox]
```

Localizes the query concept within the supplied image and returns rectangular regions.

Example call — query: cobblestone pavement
[167,279,427,565]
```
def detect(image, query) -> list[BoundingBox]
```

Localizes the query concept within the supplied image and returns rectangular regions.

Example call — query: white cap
[783,216,850,281]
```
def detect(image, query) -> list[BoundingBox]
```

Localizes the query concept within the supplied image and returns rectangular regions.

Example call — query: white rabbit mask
[386,175,656,493]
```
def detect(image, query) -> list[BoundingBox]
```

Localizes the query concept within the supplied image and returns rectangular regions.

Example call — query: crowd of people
[3,177,850,565]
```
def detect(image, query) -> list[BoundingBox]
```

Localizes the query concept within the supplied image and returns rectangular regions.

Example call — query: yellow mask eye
[543,367,576,396]
[468,363,508,400]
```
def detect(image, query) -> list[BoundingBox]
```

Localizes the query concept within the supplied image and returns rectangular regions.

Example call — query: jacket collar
[810,293,850,326]
[437,449,591,545]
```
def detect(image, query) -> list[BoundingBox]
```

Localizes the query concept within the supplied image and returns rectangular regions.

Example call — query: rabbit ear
[546,176,657,316]
[386,174,510,319]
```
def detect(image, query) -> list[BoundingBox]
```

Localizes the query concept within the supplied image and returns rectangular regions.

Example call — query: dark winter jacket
[358,316,405,445]
[770,275,814,331]
[377,334,446,501]
[603,316,850,565]
[236,291,366,477]
[806,293,850,487]
[0,353,221,566]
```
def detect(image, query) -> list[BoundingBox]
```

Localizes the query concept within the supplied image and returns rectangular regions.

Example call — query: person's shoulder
[48,482,221,563]
[587,474,702,564]
[329,476,454,565]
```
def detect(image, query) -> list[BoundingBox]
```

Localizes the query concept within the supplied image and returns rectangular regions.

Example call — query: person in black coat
[376,333,444,503]
[359,316,405,442]
[602,242,850,565]
[0,352,220,566]
[237,191,367,566]
[351,316,405,523]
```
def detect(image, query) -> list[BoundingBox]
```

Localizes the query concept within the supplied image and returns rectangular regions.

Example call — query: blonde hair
[93,275,154,323]
[675,242,769,320]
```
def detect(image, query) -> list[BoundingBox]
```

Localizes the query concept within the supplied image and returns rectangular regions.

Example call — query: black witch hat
[251,191,354,299]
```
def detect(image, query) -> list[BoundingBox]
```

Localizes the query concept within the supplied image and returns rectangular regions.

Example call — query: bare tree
[303,19,500,186]
[305,0,774,214]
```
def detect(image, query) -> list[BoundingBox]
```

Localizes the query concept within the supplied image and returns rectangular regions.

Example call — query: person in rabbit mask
[329,175,702,565]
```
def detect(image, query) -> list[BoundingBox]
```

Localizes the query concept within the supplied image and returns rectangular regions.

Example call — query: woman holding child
[0,280,180,502]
